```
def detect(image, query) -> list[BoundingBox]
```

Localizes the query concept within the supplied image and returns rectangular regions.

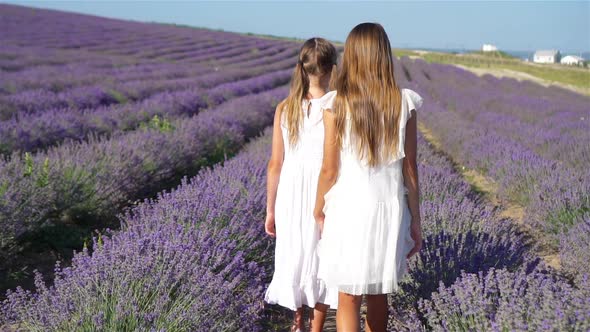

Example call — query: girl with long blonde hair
[314,23,423,331]
[264,37,339,332]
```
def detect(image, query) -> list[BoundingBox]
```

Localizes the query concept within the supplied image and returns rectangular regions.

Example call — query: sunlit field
[1,4,588,331]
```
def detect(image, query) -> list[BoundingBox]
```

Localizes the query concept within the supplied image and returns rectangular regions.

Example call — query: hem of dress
[318,227,414,296]
[335,273,408,296]
[264,279,338,310]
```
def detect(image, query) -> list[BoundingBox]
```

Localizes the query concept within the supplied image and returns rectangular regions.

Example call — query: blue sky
[2,1,589,53]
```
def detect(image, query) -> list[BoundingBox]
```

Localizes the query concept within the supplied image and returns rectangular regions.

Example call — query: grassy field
[422,52,590,90]
[393,48,420,58]
[468,50,518,59]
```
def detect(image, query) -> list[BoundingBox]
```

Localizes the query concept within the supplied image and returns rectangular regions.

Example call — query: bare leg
[336,292,362,332]
[310,303,329,332]
[291,308,304,332]
[365,294,388,332]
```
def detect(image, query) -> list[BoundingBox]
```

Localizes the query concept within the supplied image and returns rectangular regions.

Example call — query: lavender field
[1,4,589,331]
[0,3,295,288]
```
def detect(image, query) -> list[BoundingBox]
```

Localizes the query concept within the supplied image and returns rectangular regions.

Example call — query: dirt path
[404,49,589,96]
[453,64,590,96]
[417,123,561,270]
[323,310,337,331]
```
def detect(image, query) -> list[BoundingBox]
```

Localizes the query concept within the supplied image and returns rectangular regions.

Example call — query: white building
[482,44,498,52]
[533,50,561,63]
[561,55,585,66]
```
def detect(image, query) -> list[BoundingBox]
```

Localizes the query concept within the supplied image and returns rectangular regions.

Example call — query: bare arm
[313,109,340,231]
[402,109,422,257]
[265,102,285,237]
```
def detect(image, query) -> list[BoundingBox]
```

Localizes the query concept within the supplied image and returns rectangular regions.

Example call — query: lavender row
[0,45,146,72]
[131,38,225,59]
[394,57,589,323]
[410,58,589,171]
[0,52,295,122]
[1,40,295,95]
[415,268,590,331]
[216,43,294,66]
[224,46,300,69]
[0,87,287,266]
[560,215,590,281]
[3,127,586,330]
[386,133,543,330]
[396,58,590,250]
[0,131,280,331]
[129,37,254,60]
[0,5,281,64]
[0,45,296,119]
[161,39,273,62]
[0,5,207,47]
[84,29,246,59]
[0,68,292,154]
[407,61,589,170]
[1,59,210,95]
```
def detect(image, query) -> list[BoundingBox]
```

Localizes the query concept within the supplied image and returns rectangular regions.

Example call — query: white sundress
[317,88,423,295]
[264,91,339,310]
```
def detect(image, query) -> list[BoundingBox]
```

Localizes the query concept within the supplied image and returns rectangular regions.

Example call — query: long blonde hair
[283,37,337,146]
[334,23,403,167]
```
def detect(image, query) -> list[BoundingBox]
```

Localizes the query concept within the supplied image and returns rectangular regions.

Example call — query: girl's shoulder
[317,90,337,112]
[277,98,288,111]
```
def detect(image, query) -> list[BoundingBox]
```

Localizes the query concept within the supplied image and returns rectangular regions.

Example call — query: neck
[307,74,330,99]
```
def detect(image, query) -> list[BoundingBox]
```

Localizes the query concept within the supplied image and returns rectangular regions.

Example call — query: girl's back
[318,88,422,295]
[281,92,336,163]
[328,89,422,203]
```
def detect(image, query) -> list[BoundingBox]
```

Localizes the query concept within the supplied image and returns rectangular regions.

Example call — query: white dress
[264,91,339,310]
[317,88,423,295]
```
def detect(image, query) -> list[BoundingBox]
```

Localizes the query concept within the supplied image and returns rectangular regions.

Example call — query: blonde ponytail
[282,38,337,146]
[328,63,338,91]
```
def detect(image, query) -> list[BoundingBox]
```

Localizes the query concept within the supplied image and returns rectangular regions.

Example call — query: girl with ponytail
[264,37,338,332]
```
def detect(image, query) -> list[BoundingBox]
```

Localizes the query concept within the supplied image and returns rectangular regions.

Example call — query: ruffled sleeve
[319,90,337,112]
[403,88,423,117]
[390,89,423,164]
